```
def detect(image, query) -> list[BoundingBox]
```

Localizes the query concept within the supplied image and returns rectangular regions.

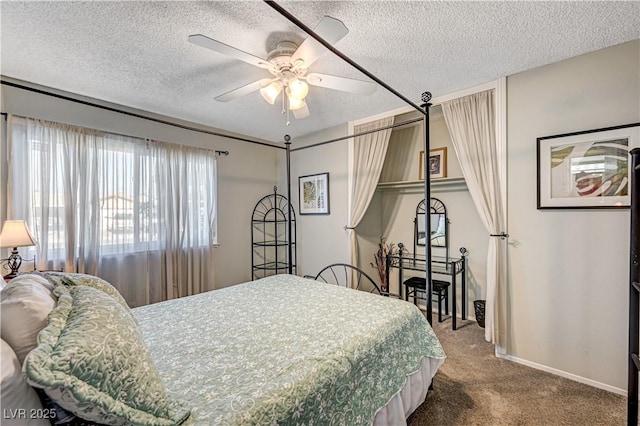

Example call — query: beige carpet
[407,318,626,425]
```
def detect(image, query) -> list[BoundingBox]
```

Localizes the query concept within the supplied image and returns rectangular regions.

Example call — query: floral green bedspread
[133,274,445,426]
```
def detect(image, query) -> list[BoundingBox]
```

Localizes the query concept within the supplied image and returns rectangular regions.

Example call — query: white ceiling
[1,1,638,143]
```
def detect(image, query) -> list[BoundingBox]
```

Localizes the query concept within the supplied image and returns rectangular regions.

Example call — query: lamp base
[1,247,22,281]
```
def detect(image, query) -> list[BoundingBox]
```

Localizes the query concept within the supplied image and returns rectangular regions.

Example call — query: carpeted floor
[407,318,626,425]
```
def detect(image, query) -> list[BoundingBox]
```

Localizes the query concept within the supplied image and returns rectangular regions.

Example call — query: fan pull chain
[283,89,291,126]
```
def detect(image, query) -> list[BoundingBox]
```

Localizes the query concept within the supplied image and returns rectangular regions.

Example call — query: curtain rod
[3,111,232,157]
[290,117,423,152]
[0,80,283,150]
[264,0,427,116]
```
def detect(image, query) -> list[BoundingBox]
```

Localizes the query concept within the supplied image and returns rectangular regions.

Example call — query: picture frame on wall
[299,172,330,215]
[419,147,448,180]
[536,122,640,209]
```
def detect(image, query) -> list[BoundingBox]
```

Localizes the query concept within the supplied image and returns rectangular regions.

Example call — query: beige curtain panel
[442,90,507,347]
[347,117,395,275]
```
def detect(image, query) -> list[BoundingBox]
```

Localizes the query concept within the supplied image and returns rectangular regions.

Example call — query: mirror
[414,198,450,261]
[416,213,446,247]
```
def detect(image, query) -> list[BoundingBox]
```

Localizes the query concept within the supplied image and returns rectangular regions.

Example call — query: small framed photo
[537,123,639,209]
[420,147,448,180]
[299,172,330,215]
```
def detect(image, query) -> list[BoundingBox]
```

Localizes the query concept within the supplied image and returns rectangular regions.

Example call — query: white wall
[506,40,640,392]
[280,124,351,278]
[0,80,280,289]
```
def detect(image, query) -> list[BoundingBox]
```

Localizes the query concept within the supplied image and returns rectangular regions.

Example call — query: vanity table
[386,247,468,330]
[385,197,468,329]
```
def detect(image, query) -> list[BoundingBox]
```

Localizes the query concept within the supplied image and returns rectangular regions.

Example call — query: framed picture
[419,147,448,180]
[537,123,640,209]
[299,172,330,215]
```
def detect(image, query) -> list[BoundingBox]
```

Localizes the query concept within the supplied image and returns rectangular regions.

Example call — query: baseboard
[419,305,629,396]
[495,352,626,396]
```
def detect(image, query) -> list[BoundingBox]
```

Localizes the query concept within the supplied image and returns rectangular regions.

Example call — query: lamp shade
[287,78,309,100]
[288,96,306,111]
[0,220,36,249]
[260,81,282,105]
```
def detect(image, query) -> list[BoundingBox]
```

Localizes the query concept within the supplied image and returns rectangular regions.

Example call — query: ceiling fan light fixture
[287,78,309,100]
[190,16,358,123]
[260,81,282,105]
[288,96,306,111]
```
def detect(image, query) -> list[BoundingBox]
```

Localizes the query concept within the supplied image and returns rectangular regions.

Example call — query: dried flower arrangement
[370,237,405,292]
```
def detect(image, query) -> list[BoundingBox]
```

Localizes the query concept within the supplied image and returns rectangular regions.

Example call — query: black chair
[307,263,383,295]
[403,276,450,322]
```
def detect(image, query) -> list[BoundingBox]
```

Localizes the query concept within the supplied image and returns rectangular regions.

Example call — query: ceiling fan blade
[306,73,377,95]
[291,16,349,69]
[188,34,274,71]
[292,103,310,119]
[214,78,272,102]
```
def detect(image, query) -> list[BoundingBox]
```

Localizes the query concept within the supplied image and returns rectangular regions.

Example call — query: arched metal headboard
[414,197,450,262]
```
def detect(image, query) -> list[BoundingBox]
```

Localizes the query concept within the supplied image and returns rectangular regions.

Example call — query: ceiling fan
[188,16,377,123]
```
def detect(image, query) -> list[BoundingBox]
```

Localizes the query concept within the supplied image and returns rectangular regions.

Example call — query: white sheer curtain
[7,115,217,307]
[441,90,507,346]
[347,117,395,269]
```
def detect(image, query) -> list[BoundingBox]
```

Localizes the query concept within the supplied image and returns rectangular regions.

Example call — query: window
[8,115,217,266]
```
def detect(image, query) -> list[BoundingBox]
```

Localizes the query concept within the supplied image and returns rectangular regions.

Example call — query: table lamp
[0,220,36,280]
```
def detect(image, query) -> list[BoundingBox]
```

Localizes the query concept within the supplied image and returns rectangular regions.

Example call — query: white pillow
[0,338,49,425]
[1,274,56,364]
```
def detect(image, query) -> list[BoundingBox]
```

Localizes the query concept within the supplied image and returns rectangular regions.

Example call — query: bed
[2,272,445,426]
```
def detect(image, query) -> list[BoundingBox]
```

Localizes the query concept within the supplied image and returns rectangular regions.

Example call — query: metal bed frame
[307,263,383,295]
[628,147,640,425]
[0,0,437,324]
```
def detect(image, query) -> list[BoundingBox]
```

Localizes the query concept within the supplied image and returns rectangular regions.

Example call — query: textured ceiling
[1,1,638,143]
